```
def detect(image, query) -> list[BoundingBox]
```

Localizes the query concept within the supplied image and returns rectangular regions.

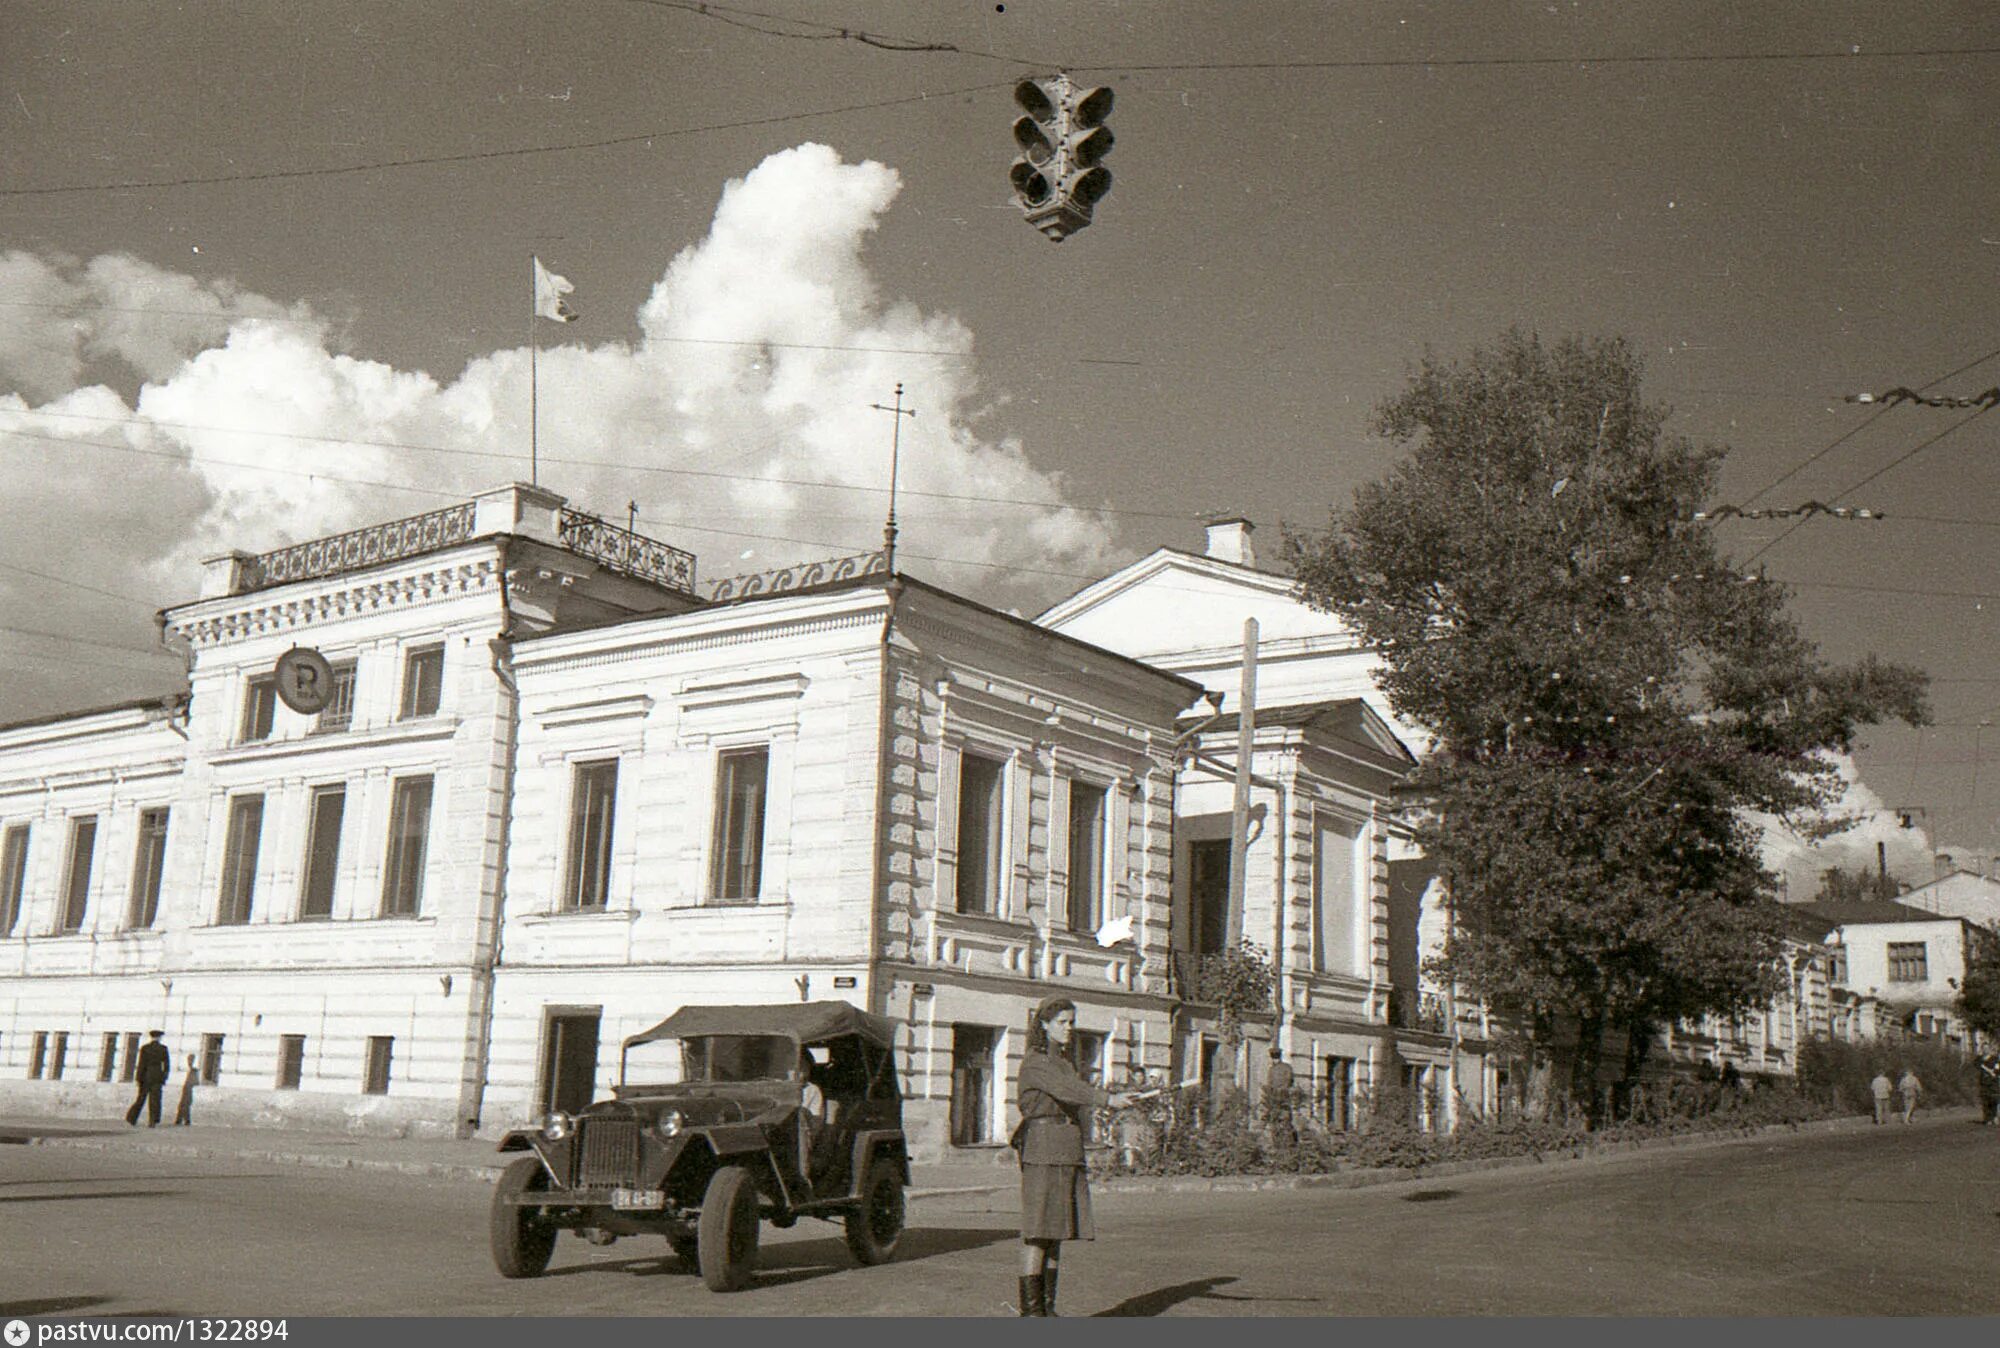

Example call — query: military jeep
[490,1001,909,1292]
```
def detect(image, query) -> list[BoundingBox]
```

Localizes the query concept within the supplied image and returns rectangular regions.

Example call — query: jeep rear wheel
[697,1165,761,1292]
[843,1161,905,1266]
[490,1157,558,1278]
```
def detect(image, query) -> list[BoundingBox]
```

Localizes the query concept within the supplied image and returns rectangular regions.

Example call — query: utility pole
[869,383,916,569]
[1227,619,1258,949]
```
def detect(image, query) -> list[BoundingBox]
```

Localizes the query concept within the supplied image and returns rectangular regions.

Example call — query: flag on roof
[533,257,578,323]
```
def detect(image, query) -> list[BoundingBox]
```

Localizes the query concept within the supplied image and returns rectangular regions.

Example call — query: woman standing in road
[1013,995,1136,1316]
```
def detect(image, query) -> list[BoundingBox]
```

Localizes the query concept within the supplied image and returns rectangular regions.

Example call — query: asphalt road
[3,1120,1995,1317]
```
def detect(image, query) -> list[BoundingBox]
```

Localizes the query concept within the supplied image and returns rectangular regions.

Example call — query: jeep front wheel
[843,1161,906,1266]
[697,1165,761,1292]
[490,1157,558,1278]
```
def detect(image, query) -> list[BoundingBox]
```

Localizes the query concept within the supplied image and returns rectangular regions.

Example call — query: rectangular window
[217,795,265,925]
[1887,942,1929,983]
[1189,838,1232,956]
[955,753,1006,916]
[1828,945,1849,984]
[314,661,358,734]
[1322,1056,1356,1131]
[199,1033,224,1086]
[300,786,346,920]
[562,760,618,911]
[710,748,769,903]
[1066,782,1107,934]
[240,675,277,742]
[128,808,170,929]
[98,1031,119,1082]
[59,816,96,933]
[49,1031,68,1080]
[399,645,444,720]
[28,1031,47,1079]
[380,776,433,918]
[948,1025,997,1146]
[276,1035,306,1090]
[120,1032,139,1083]
[363,1036,394,1095]
[0,824,27,937]
[1311,817,1360,974]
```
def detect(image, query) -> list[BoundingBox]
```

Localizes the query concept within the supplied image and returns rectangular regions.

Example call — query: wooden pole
[1227,618,1258,949]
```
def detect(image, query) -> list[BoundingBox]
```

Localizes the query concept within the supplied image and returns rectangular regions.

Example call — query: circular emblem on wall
[274,646,336,715]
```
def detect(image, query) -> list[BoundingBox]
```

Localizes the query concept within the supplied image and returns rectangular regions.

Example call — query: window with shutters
[0,824,28,937]
[128,808,169,929]
[1066,781,1107,934]
[217,795,264,925]
[562,760,618,911]
[380,776,433,918]
[710,747,769,903]
[299,786,345,920]
[59,816,96,933]
[399,645,444,720]
[955,753,1006,916]
[1888,942,1929,983]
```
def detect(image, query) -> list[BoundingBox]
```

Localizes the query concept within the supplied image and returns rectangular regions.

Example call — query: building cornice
[164,555,503,649]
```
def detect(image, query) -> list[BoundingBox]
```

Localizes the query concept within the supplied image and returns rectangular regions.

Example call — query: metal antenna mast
[870,383,916,570]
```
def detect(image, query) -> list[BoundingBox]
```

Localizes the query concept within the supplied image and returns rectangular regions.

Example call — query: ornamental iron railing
[244,503,477,591]
[1389,988,1451,1034]
[557,509,698,595]
[704,549,888,604]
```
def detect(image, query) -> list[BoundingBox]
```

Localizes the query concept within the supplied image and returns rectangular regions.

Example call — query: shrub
[1795,1035,1976,1111]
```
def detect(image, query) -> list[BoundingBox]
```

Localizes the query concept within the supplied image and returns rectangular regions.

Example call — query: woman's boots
[1017,1274,1045,1316]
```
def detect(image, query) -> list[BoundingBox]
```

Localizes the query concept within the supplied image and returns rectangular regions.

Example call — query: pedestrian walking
[1010,996,1138,1317]
[1869,1070,1893,1126]
[172,1054,198,1126]
[125,1031,170,1127]
[1977,1052,2000,1126]
[1897,1068,1922,1124]
[1264,1047,1297,1148]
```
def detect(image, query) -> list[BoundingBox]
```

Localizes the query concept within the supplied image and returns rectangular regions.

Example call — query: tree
[1285,331,1929,1121]
[1810,866,1906,905]
[1958,927,2000,1042]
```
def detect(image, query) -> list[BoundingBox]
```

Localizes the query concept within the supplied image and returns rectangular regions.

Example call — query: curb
[22,1107,1974,1196]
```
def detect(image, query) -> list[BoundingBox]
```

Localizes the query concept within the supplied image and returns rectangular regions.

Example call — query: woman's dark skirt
[1019,1162,1095,1241]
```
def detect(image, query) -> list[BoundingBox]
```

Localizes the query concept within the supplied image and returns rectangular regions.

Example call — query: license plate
[611,1188,664,1211]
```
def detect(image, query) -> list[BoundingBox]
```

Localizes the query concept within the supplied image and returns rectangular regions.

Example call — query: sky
[2,0,1997,891]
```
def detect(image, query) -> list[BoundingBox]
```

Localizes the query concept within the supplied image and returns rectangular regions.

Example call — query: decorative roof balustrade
[244,503,477,591]
[556,509,698,595]
[704,549,889,604]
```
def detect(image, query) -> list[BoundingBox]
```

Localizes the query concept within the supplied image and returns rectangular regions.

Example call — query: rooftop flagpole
[869,383,916,570]
[529,254,539,486]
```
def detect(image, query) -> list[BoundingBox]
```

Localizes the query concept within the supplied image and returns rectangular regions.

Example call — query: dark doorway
[1189,838,1231,955]
[541,1010,602,1116]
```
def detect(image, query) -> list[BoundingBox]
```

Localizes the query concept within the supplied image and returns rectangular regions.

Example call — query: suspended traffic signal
[1008,74,1115,242]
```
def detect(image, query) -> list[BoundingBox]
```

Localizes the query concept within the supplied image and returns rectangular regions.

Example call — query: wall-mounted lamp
[440,974,454,998]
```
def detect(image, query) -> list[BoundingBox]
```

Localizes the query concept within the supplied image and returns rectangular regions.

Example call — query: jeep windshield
[621,1033,802,1088]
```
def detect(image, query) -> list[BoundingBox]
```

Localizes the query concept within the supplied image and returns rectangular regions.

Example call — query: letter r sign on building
[275,646,335,715]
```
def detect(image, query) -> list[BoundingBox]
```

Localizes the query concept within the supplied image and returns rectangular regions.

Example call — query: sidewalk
[4,1107,1980,1198]
[0,1113,1018,1197]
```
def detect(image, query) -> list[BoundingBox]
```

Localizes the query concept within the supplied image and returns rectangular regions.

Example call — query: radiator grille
[574,1117,642,1187]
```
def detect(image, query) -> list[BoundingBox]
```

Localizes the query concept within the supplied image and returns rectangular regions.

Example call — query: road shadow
[541,1225,1014,1291]
[1402,1188,1461,1203]
[1094,1277,1266,1317]
[0,1190,191,1204]
[0,1296,110,1316]
[0,1172,281,1189]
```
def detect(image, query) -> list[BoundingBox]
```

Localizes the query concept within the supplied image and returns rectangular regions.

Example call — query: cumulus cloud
[0,144,1123,722]
[1754,753,1939,900]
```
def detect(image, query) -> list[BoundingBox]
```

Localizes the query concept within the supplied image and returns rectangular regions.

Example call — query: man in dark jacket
[125,1031,170,1127]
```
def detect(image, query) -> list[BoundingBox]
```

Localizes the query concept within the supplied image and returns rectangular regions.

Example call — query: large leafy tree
[1958,927,2000,1042]
[1285,331,1929,1117]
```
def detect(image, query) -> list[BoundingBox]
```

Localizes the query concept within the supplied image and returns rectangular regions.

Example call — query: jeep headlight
[656,1109,685,1140]
[543,1111,574,1141]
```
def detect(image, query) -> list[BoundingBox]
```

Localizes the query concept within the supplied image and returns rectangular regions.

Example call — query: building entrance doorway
[540,1009,601,1116]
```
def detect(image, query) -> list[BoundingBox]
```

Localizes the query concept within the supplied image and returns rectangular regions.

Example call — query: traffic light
[1008,74,1115,242]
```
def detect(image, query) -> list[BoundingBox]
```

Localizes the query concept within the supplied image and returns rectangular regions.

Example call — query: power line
[623,0,1052,67]
[1067,43,2000,74]
[0,79,1014,198]
[3,412,1202,521]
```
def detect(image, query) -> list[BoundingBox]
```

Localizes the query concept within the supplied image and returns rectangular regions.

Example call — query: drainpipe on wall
[1272,760,1291,1060]
[458,555,519,1138]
